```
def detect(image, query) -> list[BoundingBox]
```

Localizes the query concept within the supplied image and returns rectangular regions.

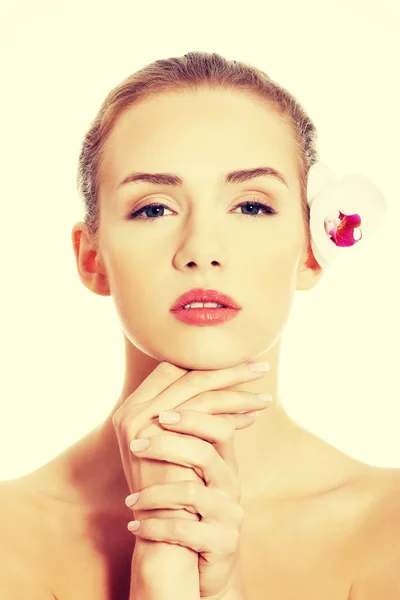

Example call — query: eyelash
[128,196,278,221]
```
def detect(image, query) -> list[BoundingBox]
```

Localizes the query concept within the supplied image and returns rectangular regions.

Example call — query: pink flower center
[324,211,363,247]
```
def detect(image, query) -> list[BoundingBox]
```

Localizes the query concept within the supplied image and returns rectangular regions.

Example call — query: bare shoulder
[350,466,400,598]
[362,465,400,514]
[352,464,400,530]
[0,479,56,599]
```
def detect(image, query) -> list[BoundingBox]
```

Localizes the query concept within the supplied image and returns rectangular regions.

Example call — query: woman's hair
[77,51,320,267]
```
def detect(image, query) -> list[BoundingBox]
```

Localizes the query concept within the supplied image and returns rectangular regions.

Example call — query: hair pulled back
[77,51,319,267]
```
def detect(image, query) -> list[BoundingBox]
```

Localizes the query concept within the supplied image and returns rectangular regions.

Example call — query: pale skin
[1,87,400,599]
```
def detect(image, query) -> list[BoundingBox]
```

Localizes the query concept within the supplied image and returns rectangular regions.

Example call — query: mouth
[170,288,241,312]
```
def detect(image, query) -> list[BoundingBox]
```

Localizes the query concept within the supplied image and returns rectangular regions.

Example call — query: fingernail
[130,439,149,452]
[159,410,181,424]
[125,492,139,507]
[257,393,272,403]
[127,520,141,532]
[248,362,270,372]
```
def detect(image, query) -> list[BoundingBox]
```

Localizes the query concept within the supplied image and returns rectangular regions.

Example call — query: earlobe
[295,249,324,291]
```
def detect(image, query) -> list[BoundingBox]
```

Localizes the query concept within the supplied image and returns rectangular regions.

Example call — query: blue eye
[128,196,278,220]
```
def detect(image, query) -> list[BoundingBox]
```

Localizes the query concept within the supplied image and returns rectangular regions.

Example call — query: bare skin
[1,88,399,598]
[2,341,398,599]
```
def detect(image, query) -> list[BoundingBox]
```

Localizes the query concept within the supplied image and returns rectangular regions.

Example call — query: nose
[173,224,227,272]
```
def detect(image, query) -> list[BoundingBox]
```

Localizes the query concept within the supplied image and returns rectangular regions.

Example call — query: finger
[156,408,257,471]
[148,362,268,419]
[113,361,188,417]
[127,516,239,558]
[158,409,236,444]
[141,412,256,477]
[127,516,238,599]
[130,434,238,500]
[125,481,244,527]
[138,394,268,476]
[217,411,261,429]
[158,407,265,435]
[178,389,272,416]
[116,360,267,428]
[214,413,257,474]
[140,389,270,439]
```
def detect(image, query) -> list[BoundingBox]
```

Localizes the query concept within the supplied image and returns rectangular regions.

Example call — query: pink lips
[170,288,241,311]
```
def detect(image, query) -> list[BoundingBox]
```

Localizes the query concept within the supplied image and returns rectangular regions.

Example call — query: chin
[152,345,261,372]
[168,357,243,372]
[126,321,278,371]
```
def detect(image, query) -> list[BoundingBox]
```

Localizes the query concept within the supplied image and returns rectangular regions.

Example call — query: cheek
[256,229,301,282]
[110,265,151,318]
[252,235,301,317]
[99,241,152,324]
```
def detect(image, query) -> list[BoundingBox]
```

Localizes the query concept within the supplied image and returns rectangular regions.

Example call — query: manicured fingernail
[125,492,139,507]
[248,362,270,372]
[130,439,149,452]
[159,410,181,424]
[127,520,141,532]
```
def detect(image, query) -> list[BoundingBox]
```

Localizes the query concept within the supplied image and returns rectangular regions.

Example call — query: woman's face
[96,87,311,370]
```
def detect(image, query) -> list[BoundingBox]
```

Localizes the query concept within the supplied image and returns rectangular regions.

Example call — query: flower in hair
[306,162,388,270]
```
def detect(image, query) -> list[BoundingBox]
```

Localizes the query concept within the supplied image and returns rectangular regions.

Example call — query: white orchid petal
[307,162,337,203]
[310,176,387,236]
[334,174,388,235]
[307,165,388,269]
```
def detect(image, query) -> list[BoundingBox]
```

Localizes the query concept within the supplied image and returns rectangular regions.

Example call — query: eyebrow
[117,166,289,190]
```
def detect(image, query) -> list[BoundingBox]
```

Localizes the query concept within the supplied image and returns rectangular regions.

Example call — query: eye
[232,198,277,217]
[129,203,173,220]
[128,196,278,221]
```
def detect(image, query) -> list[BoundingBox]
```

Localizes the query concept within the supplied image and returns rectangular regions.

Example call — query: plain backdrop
[0,0,399,480]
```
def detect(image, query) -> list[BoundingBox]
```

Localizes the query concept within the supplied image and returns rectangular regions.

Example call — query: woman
[1,51,397,599]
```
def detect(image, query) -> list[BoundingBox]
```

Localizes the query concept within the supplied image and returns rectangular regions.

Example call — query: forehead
[99,88,299,195]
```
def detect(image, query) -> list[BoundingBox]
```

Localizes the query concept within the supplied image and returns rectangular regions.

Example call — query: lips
[170,288,241,311]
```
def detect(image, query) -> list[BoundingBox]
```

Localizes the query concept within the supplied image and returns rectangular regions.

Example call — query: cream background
[0,0,399,479]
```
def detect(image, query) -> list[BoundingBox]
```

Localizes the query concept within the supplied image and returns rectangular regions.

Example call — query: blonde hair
[76,51,320,267]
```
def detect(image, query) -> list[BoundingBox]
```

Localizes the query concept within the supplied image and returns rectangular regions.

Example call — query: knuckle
[143,485,156,505]
[113,407,133,430]
[170,518,185,538]
[139,422,161,438]
[112,409,123,429]
[232,502,245,524]
[113,405,143,434]
[224,529,240,554]
[185,481,201,504]
[220,419,235,442]
[135,428,151,440]
[202,443,216,467]
[112,412,132,440]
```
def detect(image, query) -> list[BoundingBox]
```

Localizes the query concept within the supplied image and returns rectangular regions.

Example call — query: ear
[71,222,111,297]
[295,239,324,291]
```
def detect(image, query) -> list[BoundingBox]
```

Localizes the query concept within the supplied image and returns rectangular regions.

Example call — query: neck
[27,339,367,514]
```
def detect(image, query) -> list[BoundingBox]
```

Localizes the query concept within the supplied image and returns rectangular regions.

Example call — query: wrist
[131,539,200,600]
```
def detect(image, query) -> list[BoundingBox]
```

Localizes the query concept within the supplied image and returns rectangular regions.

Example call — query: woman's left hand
[126,407,252,599]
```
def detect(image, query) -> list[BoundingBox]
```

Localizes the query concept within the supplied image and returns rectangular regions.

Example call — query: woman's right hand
[113,360,269,510]
[112,360,269,595]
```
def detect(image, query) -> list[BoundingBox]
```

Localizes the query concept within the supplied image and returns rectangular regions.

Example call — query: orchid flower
[306,162,388,270]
